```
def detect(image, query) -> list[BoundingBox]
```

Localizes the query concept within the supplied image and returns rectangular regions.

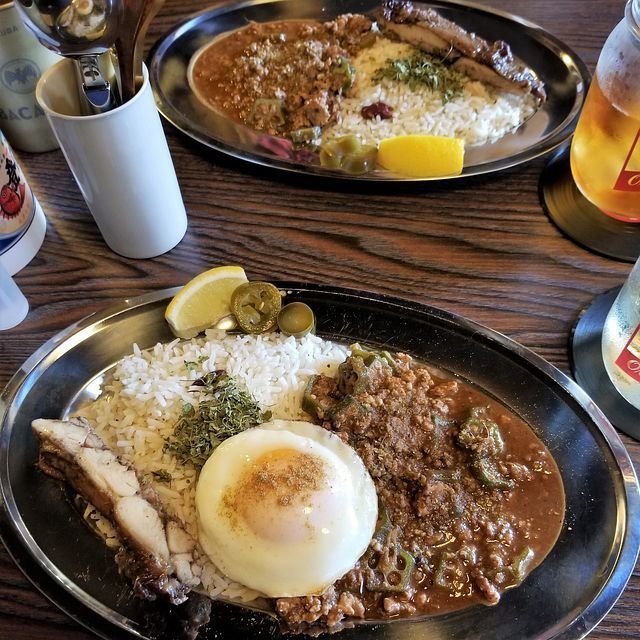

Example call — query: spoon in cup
[113,0,164,103]
[15,0,120,112]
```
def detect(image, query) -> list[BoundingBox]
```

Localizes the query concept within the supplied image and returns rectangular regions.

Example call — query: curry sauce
[276,347,565,632]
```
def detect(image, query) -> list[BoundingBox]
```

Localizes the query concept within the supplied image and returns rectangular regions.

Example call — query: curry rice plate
[38,330,565,634]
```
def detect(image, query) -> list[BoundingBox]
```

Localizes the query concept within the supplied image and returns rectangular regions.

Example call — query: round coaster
[570,286,640,440]
[540,147,640,263]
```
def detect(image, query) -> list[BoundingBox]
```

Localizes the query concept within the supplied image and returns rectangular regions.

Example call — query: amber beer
[570,76,640,221]
[569,0,640,221]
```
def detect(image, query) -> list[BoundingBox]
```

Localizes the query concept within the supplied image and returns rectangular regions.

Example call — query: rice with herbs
[324,38,538,146]
[76,330,348,602]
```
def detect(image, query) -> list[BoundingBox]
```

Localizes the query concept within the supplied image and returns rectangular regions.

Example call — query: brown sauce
[188,15,373,135]
[275,349,565,632]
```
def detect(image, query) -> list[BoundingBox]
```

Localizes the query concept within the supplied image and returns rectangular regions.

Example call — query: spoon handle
[114,36,137,104]
[115,0,165,103]
[134,0,165,82]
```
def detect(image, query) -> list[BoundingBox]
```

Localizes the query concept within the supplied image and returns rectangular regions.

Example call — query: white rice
[76,330,349,602]
[324,38,537,146]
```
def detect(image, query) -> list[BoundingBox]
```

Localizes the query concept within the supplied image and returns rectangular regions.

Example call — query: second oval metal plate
[148,0,589,182]
[0,284,638,640]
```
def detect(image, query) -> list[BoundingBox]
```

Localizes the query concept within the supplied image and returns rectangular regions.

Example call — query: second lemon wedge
[377,135,465,178]
[165,265,248,339]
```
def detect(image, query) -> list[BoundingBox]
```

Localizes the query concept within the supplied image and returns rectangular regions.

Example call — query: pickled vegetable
[231,281,282,333]
[319,135,377,175]
[277,302,316,337]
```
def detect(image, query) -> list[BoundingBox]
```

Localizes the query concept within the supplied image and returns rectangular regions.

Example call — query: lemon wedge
[165,265,248,339]
[377,135,465,178]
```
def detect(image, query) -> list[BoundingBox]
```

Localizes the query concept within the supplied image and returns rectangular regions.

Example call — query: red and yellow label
[0,132,36,261]
[614,127,640,191]
[614,324,640,383]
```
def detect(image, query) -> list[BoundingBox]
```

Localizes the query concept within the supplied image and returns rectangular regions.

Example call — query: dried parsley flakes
[166,370,270,468]
[373,53,464,103]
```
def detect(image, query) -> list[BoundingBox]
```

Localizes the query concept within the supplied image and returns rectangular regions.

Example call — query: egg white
[195,419,378,597]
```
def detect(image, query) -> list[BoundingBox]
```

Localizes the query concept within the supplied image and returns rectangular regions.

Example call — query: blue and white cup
[0,1,61,152]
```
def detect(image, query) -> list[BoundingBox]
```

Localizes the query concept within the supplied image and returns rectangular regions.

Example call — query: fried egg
[195,419,378,597]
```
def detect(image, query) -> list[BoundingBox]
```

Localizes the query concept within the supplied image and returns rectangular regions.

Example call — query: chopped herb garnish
[151,470,172,483]
[373,53,464,103]
[166,371,270,468]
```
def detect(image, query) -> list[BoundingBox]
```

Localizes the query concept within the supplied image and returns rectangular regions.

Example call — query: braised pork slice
[375,0,546,100]
[32,418,198,605]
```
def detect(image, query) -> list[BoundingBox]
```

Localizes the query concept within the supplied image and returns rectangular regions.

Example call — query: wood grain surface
[1,0,638,638]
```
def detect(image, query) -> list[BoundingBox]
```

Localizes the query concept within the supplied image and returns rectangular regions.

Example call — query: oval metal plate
[1,284,638,639]
[148,0,589,182]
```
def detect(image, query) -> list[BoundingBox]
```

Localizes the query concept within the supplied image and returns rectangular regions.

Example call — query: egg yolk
[220,448,341,545]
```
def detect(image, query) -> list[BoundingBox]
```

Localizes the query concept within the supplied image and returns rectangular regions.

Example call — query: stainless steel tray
[148,0,589,182]
[1,285,638,639]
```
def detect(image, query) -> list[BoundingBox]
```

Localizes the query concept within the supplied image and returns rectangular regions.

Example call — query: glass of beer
[601,255,640,410]
[569,0,640,221]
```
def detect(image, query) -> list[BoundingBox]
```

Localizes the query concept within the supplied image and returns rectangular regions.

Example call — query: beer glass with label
[569,0,640,220]
[601,256,640,410]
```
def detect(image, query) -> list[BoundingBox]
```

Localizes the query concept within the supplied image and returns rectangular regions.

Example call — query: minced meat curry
[275,345,565,633]
[189,15,373,136]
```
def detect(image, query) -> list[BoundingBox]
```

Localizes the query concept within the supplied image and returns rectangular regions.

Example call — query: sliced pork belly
[32,418,197,605]
[375,0,546,100]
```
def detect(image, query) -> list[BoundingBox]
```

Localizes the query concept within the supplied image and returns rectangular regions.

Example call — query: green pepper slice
[337,355,370,396]
[247,98,285,128]
[456,406,504,458]
[509,546,534,582]
[289,127,321,147]
[302,374,326,417]
[433,552,458,590]
[471,457,515,490]
[333,57,355,92]
[364,503,415,593]
[231,282,282,334]
[350,343,396,369]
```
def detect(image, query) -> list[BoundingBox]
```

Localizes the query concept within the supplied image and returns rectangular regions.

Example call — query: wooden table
[1,0,638,637]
